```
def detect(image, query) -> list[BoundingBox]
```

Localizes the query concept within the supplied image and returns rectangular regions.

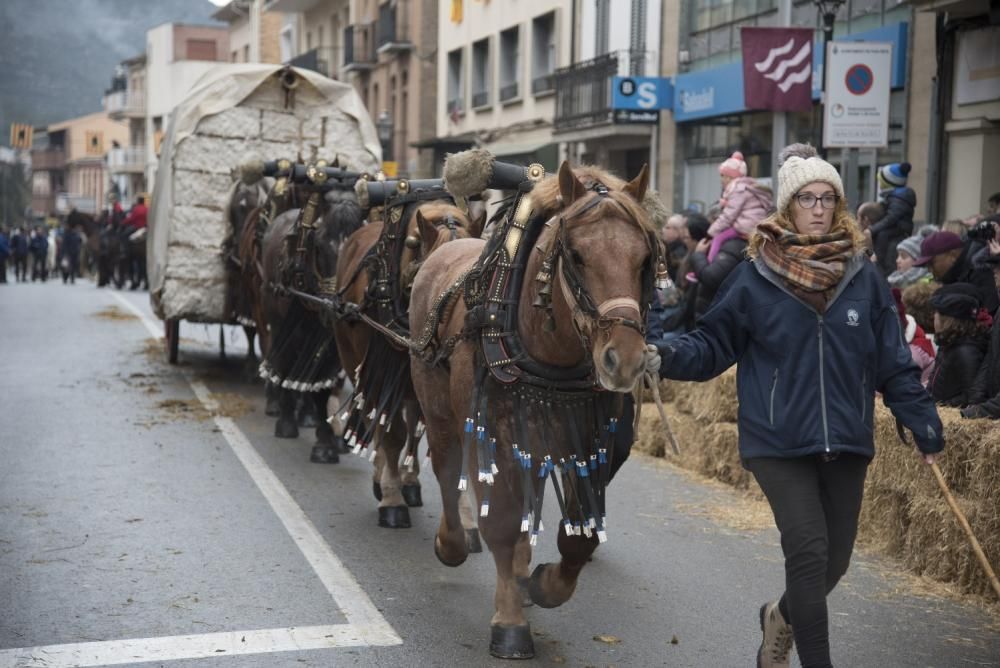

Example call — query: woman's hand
[920,450,936,465]
[695,238,711,254]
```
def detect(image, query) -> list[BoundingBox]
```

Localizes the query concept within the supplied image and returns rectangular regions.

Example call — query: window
[306,31,313,51]
[531,12,556,94]
[243,45,250,62]
[595,0,610,55]
[185,39,218,61]
[318,25,324,47]
[472,38,490,108]
[447,47,464,114]
[499,26,520,102]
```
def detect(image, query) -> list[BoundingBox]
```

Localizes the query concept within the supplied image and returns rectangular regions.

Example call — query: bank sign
[611,76,673,124]
[673,22,907,122]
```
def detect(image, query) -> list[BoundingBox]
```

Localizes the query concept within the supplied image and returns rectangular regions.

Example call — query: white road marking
[0,294,402,667]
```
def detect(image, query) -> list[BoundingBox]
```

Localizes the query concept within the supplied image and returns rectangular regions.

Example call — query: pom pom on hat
[776,156,845,213]
[719,151,748,179]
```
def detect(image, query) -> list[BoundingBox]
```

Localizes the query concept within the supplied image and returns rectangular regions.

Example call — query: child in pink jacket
[707,152,773,262]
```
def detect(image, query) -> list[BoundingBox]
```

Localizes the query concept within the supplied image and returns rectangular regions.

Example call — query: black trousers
[14,255,27,281]
[0,257,6,282]
[31,254,46,281]
[746,453,869,668]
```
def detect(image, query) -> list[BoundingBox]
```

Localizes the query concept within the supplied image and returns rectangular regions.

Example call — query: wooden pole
[930,461,1000,600]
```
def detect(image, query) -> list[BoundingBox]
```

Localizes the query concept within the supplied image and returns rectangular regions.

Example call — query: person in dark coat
[912,230,999,313]
[646,155,942,668]
[0,228,9,283]
[29,227,49,281]
[927,283,991,407]
[59,222,82,284]
[688,232,748,320]
[962,248,1000,419]
[10,227,28,282]
[871,162,915,276]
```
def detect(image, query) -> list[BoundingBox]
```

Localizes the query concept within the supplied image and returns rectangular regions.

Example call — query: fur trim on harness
[354,177,370,210]
[443,148,496,199]
[642,189,669,229]
[258,360,339,392]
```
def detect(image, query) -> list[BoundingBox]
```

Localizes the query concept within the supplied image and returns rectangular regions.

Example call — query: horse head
[230,178,271,237]
[522,161,657,392]
[399,202,482,295]
[312,189,364,281]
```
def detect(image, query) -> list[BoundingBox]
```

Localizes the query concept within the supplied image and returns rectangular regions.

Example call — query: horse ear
[415,209,437,255]
[558,161,586,206]
[624,164,649,203]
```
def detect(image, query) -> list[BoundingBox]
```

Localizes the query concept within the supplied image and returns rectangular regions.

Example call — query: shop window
[711,0,734,26]
[850,0,881,18]
[472,38,490,109]
[708,25,731,55]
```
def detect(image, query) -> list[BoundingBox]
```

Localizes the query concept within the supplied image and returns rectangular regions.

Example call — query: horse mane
[319,190,365,242]
[414,201,472,230]
[530,165,654,234]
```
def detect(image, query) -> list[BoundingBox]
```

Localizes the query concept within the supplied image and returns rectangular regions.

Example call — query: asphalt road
[1,279,998,668]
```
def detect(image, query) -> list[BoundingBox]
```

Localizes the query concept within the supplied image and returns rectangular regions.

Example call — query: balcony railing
[289,47,340,79]
[107,146,145,174]
[30,148,67,171]
[499,82,520,103]
[554,51,653,132]
[343,23,376,71]
[376,0,413,54]
[104,90,145,118]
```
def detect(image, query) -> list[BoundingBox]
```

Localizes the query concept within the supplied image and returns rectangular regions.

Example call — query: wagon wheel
[165,318,180,364]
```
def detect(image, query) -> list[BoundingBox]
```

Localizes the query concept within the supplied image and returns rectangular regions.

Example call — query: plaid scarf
[757,221,855,312]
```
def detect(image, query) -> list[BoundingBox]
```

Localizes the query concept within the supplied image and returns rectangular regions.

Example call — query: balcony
[554,51,653,133]
[343,23,376,73]
[376,0,413,55]
[104,90,145,119]
[30,147,67,171]
[107,146,145,174]
[289,47,340,79]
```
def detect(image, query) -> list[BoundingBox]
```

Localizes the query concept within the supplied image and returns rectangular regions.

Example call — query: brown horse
[333,199,483,529]
[408,162,655,659]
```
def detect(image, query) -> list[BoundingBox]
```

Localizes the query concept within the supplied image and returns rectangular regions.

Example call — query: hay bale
[669,368,738,423]
[858,484,912,555]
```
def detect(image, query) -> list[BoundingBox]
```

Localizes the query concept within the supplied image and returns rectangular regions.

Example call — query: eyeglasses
[795,193,839,210]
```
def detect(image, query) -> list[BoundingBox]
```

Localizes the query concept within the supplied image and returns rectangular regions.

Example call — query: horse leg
[297,394,318,429]
[427,418,468,566]
[460,488,482,553]
[400,400,422,508]
[309,389,339,464]
[264,381,281,416]
[479,481,535,659]
[376,415,410,529]
[274,388,299,438]
[526,517,600,609]
[242,325,259,384]
[326,388,351,454]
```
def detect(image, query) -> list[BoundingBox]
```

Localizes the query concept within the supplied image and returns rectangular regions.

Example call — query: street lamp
[375,110,393,163]
[813,0,846,159]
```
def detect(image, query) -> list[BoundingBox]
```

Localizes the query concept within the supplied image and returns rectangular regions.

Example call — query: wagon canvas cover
[149,64,381,322]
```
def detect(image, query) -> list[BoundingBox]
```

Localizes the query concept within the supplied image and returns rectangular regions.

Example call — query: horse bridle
[541,183,660,347]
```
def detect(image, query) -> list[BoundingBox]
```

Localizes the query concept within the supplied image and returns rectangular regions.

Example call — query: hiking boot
[757,601,794,668]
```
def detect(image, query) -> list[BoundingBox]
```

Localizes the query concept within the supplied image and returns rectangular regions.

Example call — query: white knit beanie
[776,156,845,213]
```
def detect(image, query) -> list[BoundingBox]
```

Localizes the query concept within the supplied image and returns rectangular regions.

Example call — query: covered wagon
[148,63,381,362]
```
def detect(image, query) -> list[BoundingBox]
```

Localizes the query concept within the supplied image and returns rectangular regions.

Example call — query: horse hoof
[274,419,299,439]
[489,624,535,660]
[378,505,411,529]
[527,563,561,609]
[434,535,467,568]
[298,412,318,429]
[372,480,383,501]
[336,437,351,454]
[401,484,423,508]
[465,528,483,554]
[310,445,340,464]
[264,399,281,417]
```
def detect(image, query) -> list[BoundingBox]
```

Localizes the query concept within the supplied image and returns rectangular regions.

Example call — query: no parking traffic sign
[823,42,892,148]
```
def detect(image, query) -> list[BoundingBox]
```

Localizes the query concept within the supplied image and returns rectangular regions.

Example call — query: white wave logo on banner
[754,38,812,93]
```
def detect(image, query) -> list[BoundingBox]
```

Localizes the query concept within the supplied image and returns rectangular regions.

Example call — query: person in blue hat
[871,162,916,277]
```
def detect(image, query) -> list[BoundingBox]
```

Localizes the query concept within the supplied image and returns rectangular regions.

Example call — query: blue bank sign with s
[612,76,672,123]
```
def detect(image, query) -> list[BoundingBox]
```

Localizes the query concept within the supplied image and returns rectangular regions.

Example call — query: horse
[259,183,364,463]
[333,188,484,530]
[67,209,100,276]
[408,160,659,659]
[224,174,272,382]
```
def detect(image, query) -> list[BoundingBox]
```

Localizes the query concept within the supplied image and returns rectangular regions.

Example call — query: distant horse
[259,184,364,463]
[334,184,483,529]
[409,161,659,659]
[67,209,100,276]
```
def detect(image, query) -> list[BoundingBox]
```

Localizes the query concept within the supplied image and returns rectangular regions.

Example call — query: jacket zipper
[769,368,779,426]
[860,370,867,423]
[817,315,830,452]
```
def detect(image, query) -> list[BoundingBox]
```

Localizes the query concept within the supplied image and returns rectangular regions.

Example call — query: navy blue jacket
[657,254,944,460]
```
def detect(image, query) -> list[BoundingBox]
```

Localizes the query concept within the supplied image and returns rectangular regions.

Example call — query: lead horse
[409,158,663,659]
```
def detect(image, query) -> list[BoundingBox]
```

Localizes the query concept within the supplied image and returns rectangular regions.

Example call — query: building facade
[104,54,148,204]
[214,1,284,64]
[30,112,129,216]
[431,0,572,174]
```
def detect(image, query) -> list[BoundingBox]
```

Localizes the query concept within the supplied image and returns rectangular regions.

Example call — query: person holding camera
[912,229,999,313]
[962,225,1000,419]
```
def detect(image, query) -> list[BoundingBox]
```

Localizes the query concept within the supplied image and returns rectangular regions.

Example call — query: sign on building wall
[85,131,105,156]
[9,123,33,149]
[823,41,892,149]
[741,28,814,112]
[612,76,672,124]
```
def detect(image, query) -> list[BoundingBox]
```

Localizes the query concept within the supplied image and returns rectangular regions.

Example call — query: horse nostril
[603,347,618,371]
